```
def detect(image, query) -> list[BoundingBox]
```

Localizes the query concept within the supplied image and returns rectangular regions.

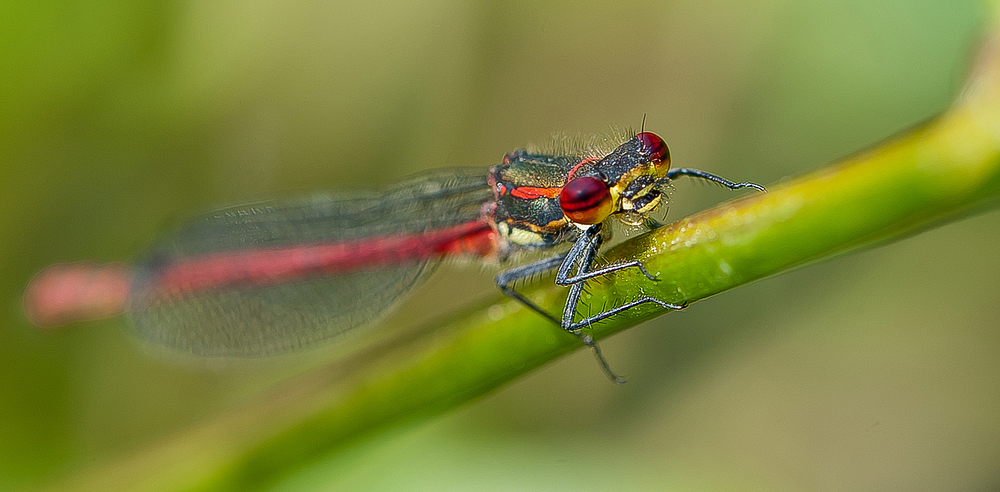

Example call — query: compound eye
[559,176,613,225]
[636,132,669,163]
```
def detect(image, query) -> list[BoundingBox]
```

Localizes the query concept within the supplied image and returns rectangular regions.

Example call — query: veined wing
[128,168,494,357]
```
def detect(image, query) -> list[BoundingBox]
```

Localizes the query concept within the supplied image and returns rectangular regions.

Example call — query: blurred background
[2,0,997,490]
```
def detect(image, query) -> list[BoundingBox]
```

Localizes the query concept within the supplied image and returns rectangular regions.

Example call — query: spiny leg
[495,253,565,325]
[558,225,686,332]
[496,246,625,384]
[555,225,685,383]
[554,225,657,285]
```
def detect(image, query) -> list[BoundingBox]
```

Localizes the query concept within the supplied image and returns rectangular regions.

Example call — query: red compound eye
[636,132,669,163]
[559,176,613,225]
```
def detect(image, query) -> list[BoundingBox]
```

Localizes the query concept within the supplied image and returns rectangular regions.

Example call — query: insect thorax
[485,150,582,251]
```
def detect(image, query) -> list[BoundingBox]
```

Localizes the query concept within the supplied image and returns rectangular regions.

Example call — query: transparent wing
[130,264,432,356]
[127,168,493,357]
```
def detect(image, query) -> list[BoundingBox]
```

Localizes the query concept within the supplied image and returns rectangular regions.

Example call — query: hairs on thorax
[524,126,638,161]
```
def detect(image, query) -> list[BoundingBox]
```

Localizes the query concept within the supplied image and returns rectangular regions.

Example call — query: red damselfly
[23,131,764,382]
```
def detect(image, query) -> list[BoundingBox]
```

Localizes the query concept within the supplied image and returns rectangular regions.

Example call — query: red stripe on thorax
[510,186,562,200]
[154,220,496,295]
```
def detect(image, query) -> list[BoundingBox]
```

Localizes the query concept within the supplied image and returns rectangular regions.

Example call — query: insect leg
[496,246,625,384]
[558,225,686,330]
[495,253,566,325]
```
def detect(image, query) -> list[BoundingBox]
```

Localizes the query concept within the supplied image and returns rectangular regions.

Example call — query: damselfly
[24,131,764,382]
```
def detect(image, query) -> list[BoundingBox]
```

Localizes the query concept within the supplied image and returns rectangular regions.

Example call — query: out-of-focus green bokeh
[2,1,997,490]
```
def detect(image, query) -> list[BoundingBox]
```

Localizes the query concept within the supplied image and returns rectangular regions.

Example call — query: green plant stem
[54,13,1000,492]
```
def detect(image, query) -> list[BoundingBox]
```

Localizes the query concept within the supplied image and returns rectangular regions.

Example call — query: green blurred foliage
[1,0,996,490]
